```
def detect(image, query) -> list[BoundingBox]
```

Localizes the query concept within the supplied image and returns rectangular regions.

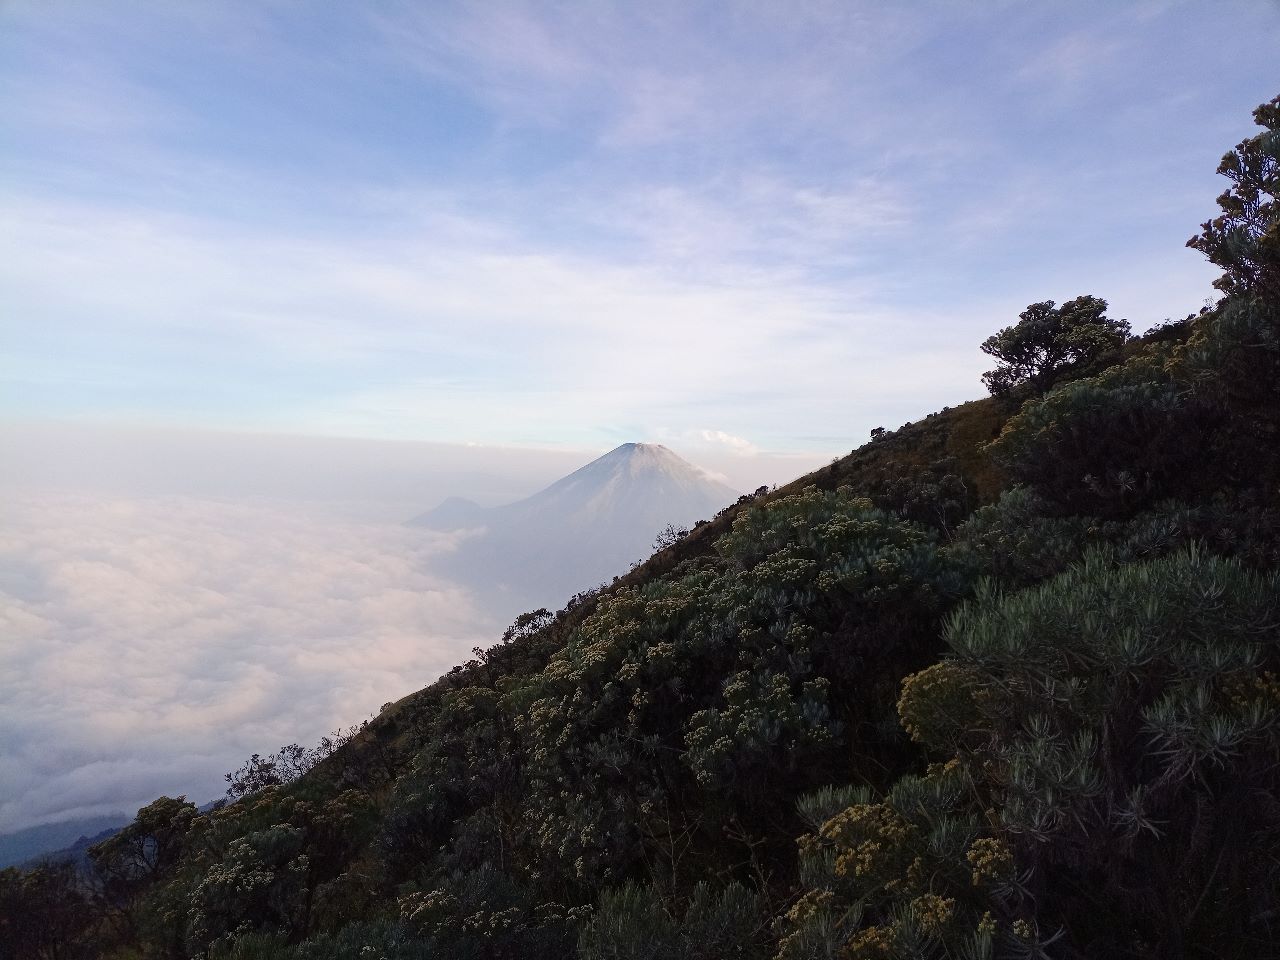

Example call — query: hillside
[4,95,1279,960]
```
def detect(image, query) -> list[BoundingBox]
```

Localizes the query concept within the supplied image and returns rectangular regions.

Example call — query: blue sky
[4,0,1279,459]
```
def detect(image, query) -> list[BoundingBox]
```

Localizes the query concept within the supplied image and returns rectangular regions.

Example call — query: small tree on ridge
[981,295,1130,396]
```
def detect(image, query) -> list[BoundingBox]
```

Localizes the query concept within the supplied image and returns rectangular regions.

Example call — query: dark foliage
[0,861,97,960]
[980,296,1130,397]
[225,725,367,802]
[1188,94,1280,301]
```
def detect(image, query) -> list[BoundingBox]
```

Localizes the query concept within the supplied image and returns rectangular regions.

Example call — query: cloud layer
[0,490,493,832]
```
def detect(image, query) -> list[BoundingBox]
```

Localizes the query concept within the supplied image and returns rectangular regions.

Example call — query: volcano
[410,443,739,619]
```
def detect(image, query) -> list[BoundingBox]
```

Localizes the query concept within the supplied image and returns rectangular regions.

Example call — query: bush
[944,547,1280,955]
[578,881,766,960]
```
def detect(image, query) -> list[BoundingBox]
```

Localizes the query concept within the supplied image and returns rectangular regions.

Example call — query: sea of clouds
[0,489,496,833]
[0,424,817,837]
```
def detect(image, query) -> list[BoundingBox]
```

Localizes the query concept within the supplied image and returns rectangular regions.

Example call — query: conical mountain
[504,442,739,529]
[411,443,740,620]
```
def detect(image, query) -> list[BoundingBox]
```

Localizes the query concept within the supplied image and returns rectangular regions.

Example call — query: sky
[4,0,1278,457]
[3,1,1280,833]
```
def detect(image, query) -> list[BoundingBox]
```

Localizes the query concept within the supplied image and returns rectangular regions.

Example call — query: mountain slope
[409,495,488,531]
[410,443,740,619]
[26,301,1280,960]
[508,442,735,518]
[0,815,127,869]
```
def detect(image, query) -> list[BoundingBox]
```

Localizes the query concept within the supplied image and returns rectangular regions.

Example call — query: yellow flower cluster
[1224,670,1280,712]
[774,890,835,960]
[795,831,823,860]
[966,836,1013,886]
[884,855,926,894]
[844,924,896,958]
[925,758,962,779]
[784,888,833,925]
[821,803,913,880]
[910,893,955,936]
[896,661,982,749]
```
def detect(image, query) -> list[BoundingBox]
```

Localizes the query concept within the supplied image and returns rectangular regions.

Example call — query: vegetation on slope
[4,94,1279,960]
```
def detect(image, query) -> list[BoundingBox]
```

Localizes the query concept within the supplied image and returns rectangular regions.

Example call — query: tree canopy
[1188,94,1280,301]
[980,295,1130,396]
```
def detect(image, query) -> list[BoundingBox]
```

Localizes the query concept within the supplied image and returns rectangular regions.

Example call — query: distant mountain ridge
[410,443,739,620]
[0,814,128,869]
[412,495,489,531]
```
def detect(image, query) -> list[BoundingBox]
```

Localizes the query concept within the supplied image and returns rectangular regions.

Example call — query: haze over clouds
[0,487,487,833]
[0,427,816,832]
[1,421,819,515]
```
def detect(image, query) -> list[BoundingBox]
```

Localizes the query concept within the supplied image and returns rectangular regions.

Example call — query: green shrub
[578,881,766,960]
[781,548,1280,958]
[946,547,1280,955]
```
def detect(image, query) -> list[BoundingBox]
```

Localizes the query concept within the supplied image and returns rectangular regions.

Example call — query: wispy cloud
[371,1,933,148]
[3,191,982,452]
[5,0,1266,456]
[1017,29,1126,94]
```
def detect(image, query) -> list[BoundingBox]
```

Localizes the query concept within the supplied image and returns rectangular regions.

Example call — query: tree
[223,725,365,801]
[1187,94,1279,301]
[935,548,1280,955]
[980,295,1130,396]
[652,523,688,551]
[0,862,96,960]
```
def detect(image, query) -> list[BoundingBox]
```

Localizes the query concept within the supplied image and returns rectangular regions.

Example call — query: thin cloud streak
[4,192,960,452]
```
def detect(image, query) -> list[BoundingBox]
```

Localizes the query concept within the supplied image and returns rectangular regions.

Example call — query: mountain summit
[411,443,739,619]
[501,442,738,527]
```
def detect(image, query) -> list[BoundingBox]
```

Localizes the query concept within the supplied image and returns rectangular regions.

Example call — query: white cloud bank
[0,490,495,833]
